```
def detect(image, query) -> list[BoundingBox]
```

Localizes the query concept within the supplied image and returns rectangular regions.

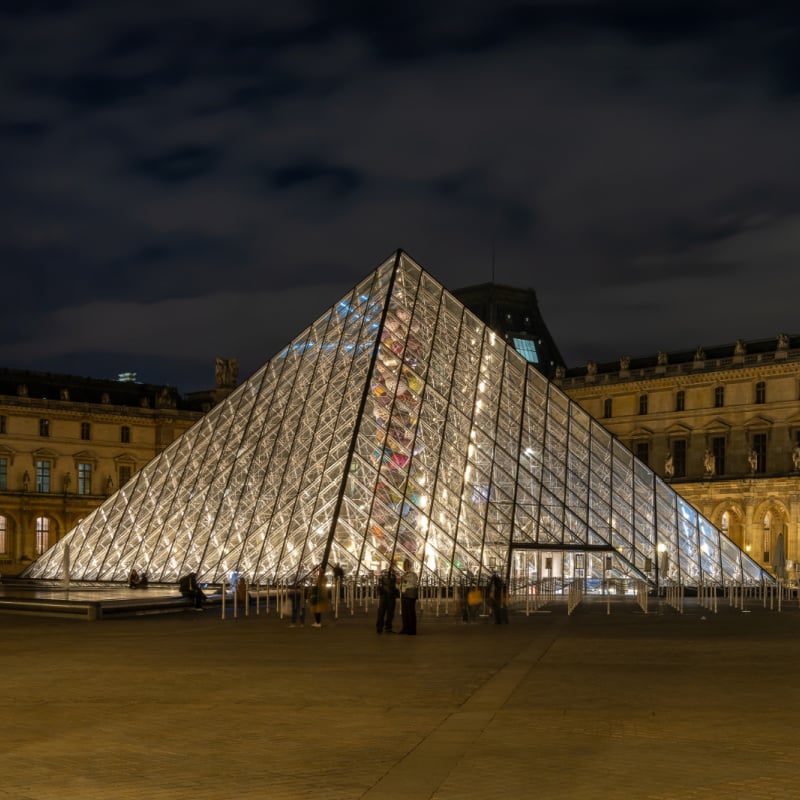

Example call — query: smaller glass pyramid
[25,251,771,590]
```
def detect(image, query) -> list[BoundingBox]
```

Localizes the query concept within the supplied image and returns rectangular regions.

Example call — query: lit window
[638,394,648,415]
[675,391,685,412]
[512,337,539,363]
[35,460,50,493]
[81,422,91,440]
[714,387,724,408]
[77,463,92,495]
[35,516,50,554]
[121,426,131,443]
[0,514,6,553]
[39,419,50,437]
[755,381,766,404]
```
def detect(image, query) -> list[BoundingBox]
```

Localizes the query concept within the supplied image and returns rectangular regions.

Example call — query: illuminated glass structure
[25,251,769,588]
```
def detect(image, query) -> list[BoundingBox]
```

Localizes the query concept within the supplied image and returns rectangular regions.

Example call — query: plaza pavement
[2,595,800,800]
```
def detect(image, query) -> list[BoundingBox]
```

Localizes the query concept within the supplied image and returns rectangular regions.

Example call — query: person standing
[309,568,328,627]
[399,559,418,635]
[488,572,508,624]
[375,566,399,634]
[289,580,306,628]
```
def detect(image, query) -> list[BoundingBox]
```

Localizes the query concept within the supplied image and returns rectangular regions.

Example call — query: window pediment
[743,414,773,431]
[31,447,59,460]
[665,423,692,438]
[704,418,732,435]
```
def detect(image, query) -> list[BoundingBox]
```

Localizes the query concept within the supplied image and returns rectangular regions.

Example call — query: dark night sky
[2,1,799,392]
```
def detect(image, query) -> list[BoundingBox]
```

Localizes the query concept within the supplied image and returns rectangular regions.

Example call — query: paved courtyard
[2,596,799,799]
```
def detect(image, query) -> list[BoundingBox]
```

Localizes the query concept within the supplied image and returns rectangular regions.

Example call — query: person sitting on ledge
[179,572,206,609]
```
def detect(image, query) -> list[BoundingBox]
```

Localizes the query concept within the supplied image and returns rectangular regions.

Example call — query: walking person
[309,568,328,627]
[375,565,399,634]
[399,559,418,635]
[289,580,306,627]
[488,571,509,624]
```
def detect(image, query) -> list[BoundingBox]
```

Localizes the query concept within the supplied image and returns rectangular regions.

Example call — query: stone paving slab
[1,599,800,799]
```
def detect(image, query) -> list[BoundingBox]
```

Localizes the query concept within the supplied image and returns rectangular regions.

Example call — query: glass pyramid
[25,251,769,589]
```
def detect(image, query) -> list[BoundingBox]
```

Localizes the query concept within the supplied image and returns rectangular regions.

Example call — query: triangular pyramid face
[26,251,769,589]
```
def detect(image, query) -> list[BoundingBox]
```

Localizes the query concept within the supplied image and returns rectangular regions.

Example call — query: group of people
[128,569,149,589]
[376,559,418,635]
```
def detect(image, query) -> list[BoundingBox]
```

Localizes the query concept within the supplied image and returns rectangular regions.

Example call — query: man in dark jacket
[375,566,399,634]
[179,572,206,609]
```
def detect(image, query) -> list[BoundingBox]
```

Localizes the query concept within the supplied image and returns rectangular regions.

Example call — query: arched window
[762,512,771,563]
[35,516,50,555]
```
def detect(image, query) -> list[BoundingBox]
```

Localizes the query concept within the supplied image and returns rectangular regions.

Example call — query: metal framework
[25,251,770,588]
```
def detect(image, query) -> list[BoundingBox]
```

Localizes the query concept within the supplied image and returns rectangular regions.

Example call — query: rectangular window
[635,442,649,466]
[638,395,648,415]
[77,462,92,495]
[752,433,767,473]
[673,440,687,478]
[0,457,6,491]
[0,515,6,553]
[603,399,612,418]
[712,436,726,476]
[0,414,5,434]
[35,517,49,555]
[35,460,51,493]
[39,418,50,437]
[119,465,133,486]
[675,391,685,412]
[512,337,539,363]
[121,426,131,443]
[714,387,724,408]
[755,381,766,404]
[80,422,91,440]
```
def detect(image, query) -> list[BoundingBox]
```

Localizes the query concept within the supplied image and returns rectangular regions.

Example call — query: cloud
[1,2,799,390]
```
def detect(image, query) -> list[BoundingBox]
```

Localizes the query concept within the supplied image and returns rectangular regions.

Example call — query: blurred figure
[488,572,509,624]
[375,565,399,634]
[128,569,140,589]
[309,568,328,627]
[179,572,206,610]
[399,559,418,635]
[289,580,306,628]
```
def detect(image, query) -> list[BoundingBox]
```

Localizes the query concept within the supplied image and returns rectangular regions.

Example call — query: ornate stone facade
[0,369,204,575]
[556,335,800,581]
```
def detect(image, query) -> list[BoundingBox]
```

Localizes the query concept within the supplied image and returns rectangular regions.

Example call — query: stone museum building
[0,362,238,576]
